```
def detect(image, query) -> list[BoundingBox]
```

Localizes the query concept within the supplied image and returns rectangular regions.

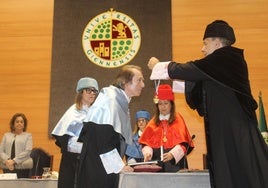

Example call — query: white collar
[82,104,90,111]
[138,130,143,136]
[122,90,131,103]
[159,114,170,120]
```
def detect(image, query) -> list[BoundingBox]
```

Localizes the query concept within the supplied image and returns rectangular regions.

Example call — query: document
[99,148,125,174]
[0,173,17,179]
[127,160,159,166]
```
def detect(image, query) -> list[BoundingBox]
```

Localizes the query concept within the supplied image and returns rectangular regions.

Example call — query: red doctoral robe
[139,113,194,150]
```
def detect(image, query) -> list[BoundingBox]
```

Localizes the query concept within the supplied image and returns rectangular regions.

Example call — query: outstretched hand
[147,57,160,70]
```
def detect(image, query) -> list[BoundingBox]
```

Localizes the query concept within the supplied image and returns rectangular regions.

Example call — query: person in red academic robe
[139,84,194,172]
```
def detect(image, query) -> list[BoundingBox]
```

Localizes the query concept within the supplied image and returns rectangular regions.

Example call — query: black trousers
[58,151,80,188]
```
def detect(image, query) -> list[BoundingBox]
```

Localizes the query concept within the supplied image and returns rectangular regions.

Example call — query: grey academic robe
[77,85,132,188]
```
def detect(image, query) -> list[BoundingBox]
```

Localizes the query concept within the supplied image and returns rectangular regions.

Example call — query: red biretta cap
[157,84,174,101]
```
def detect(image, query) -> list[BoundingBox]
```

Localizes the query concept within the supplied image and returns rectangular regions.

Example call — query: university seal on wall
[82,9,141,68]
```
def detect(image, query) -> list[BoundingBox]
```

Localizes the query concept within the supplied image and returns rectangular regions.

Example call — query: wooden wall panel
[0,0,267,172]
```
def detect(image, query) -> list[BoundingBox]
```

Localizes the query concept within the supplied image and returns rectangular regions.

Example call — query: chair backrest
[29,147,53,177]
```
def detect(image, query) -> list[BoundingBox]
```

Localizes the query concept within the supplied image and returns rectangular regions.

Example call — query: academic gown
[51,104,89,188]
[78,122,121,188]
[77,85,132,188]
[139,114,194,172]
[167,46,268,188]
[125,132,144,162]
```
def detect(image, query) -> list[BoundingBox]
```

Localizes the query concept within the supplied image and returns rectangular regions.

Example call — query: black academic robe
[77,122,124,188]
[168,46,268,188]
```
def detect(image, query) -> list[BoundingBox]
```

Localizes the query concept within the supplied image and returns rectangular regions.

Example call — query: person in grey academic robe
[77,65,145,188]
[51,77,99,188]
[148,20,268,188]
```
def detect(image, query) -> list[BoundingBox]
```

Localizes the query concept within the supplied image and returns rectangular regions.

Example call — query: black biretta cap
[203,20,236,44]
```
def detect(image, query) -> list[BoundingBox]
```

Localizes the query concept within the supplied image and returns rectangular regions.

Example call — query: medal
[153,94,159,104]
[161,120,168,143]
[153,80,160,104]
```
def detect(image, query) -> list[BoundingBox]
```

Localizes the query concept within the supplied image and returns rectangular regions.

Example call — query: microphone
[181,134,195,171]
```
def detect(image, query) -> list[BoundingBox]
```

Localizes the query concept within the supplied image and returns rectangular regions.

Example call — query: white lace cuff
[169,145,185,164]
[150,61,171,80]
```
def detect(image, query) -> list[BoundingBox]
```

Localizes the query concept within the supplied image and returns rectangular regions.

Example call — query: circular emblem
[82,9,141,68]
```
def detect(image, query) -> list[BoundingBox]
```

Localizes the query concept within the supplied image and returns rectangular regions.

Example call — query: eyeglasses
[84,88,98,94]
[137,119,147,123]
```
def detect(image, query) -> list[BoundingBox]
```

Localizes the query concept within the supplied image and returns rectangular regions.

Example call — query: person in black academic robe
[78,122,122,188]
[148,20,268,188]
